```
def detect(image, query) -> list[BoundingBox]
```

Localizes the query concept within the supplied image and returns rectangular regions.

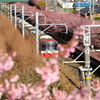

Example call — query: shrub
[37,1,46,7]
[36,1,46,10]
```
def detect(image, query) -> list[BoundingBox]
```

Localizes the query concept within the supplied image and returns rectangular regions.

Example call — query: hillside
[0,14,45,84]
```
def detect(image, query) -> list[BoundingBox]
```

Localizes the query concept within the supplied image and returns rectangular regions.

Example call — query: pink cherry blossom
[10,75,19,83]
[58,44,65,52]
[4,79,10,90]
[69,40,78,47]
[8,84,20,99]
[53,88,67,100]
[49,58,58,65]
[94,91,100,100]
[0,52,14,76]
[74,30,83,35]
[63,52,70,58]
[91,21,95,25]
[12,51,17,57]
[36,65,59,85]
[91,80,100,91]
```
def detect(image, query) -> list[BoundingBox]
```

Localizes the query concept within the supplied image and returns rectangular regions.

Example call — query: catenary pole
[22,6,25,39]
[89,0,92,19]
[83,26,91,91]
[35,12,39,54]
[14,5,17,28]
[10,4,13,23]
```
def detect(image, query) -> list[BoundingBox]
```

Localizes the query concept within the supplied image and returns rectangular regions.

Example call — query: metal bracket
[79,67,92,72]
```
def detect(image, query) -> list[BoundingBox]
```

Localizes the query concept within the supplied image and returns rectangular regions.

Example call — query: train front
[40,35,58,58]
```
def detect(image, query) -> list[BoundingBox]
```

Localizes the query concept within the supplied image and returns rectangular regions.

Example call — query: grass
[0,14,45,85]
[94,17,100,20]
[63,8,74,13]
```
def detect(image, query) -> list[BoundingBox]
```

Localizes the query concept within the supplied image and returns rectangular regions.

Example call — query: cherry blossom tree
[12,2,100,33]
[28,0,46,10]
[12,3,89,33]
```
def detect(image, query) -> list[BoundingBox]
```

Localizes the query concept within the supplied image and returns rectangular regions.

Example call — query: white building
[58,0,100,8]
[62,2,74,8]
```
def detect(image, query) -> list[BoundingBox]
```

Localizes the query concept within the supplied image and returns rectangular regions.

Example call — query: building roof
[73,2,93,7]
[78,7,89,14]
[76,4,100,15]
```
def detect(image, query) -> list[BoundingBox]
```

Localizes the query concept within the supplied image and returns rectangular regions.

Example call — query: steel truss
[63,25,100,90]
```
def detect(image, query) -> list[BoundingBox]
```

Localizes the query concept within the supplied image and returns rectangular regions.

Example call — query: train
[39,34,58,58]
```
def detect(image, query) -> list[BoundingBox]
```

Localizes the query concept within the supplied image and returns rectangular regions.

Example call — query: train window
[47,42,50,50]
[52,42,58,50]
[41,42,58,51]
[41,43,46,51]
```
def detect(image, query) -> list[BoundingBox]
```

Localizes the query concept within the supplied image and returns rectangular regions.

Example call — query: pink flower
[4,79,10,89]
[33,84,47,94]
[69,40,78,47]
[95,91,100,100]
[68,86,92,100]
[58,44,65,52]
[0,52,14,76]
[63,52,70,58]
[12,51,17,57]
[91,21,95,25]
[80,25,84,29]
[73,35,79,39]
[3,57,14,71]
[17,83,28,96]
[91,80,100,91]
[8,84,20,99]
[49,58,58,64]
[36,63,59,85]
[74,31,83,35]
[53,88,67,100]
[10,75,19,82]
[69,47,75,53]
